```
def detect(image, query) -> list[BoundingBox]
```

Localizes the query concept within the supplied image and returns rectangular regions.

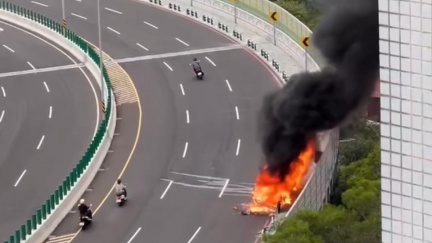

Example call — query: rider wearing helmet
[115,179,127,198]
[78,198,89,216]
[191,58,202,73]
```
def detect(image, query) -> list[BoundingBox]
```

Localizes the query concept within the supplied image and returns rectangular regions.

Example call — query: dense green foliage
[264,120,381,243]
[274,0,321,29]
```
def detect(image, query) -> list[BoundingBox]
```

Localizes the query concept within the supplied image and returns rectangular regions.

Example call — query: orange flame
[247,140,316,214]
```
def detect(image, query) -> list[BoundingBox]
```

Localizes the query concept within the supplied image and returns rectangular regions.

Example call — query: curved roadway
[12,0,283,242]
[0,21,99,237]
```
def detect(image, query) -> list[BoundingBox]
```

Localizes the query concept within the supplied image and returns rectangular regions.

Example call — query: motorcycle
[78,204,93,230]
[116,186,127,207]
[195,70,204,80]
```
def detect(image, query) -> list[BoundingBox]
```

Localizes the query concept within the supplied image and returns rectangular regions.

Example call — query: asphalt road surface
[10,0,283,242]
[0,21,99,237]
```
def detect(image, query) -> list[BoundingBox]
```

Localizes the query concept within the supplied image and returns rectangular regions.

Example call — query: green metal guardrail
[0,1,113,242]
[221,0,325,67]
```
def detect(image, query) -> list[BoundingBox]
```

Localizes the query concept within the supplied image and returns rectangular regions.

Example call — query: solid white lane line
[175,37,190,47]
[219,179,230,198]
[43,81,50,93]
[1,86,5,97]
[187,227,202,243]
[31,1,48,7]
[49,106,52,119]
[180,84,185,95]
[104,7,122,14]
[186,110,190,124]
[107,27,121,35]
[71,13,87,20]
[126,227,142,243]
[225,79,232,92]
[182,142,189,158]
[236,139,241,156]
[163,61,173,71]
[37,135,45,150]
[3,44,14,53]
[205,56,216,66]
[136,43,149,51]
[235,106,240,120]
[144,21,159,29]
[160,180,173,199]
[27,61,36,70]
[0,110,4,123]
[14,170,27,187]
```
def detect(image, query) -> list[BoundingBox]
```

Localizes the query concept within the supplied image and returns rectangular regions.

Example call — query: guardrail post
[50,194,55,210]
[46,199,51,214]
[15,230,20,243]
[26,219,31,236]
[55,189,60,204]
[37,209,42,224]
[42,204,47,220]
[31,215,37,230]
[20,225,26,240]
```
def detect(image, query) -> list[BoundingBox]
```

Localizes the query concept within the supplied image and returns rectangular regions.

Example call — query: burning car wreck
[234,140,316,216]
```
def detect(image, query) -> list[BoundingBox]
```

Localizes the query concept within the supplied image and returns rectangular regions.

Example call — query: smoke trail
[259,0,378,179]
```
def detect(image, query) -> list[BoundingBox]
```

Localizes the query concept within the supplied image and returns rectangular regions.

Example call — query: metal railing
[218,0,326,67]
[0,1,113,242]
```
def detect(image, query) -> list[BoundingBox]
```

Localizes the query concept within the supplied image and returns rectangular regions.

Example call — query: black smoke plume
[259,0,379,179]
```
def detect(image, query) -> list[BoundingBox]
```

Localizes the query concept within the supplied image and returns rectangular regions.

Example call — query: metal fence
[218,0,326,67]
[0,2,113,242]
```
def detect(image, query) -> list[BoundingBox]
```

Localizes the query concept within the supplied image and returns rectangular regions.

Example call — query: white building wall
[379,0,432,242]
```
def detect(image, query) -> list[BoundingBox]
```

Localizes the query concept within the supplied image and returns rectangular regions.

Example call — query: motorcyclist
[191,58,202,74]
[115,179,127,199]
[78,199,90,217]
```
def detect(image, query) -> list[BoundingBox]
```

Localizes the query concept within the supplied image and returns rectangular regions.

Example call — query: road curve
[0,21,99,237]
[10,0,282,242]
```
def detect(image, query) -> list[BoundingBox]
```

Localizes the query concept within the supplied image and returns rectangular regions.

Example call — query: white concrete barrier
[0,10,117,243]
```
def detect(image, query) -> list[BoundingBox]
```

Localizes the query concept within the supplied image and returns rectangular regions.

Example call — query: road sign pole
[191,0,193,6]
[269,11,278,45]
[61,0,65,32]
[234,3,237,24]
[97,0,104,102]
[300,36,310,70]
[61,0,65,22]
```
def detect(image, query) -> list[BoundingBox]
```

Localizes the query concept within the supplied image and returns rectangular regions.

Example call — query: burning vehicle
[239,0,378,216]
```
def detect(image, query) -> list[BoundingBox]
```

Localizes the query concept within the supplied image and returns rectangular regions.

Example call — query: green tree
[339,145,380,190]
[276,0,321,29]
[342,179,380,219]
[296,206,359,243]
[264,123,381,243]
[339,119,379,166]
[265,219,324,243]
[348,212,381,243]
